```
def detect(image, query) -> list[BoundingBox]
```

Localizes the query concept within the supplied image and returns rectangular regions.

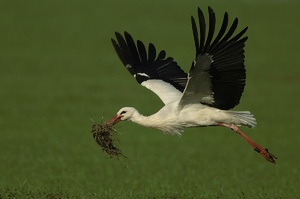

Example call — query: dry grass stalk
[91,121,126,159]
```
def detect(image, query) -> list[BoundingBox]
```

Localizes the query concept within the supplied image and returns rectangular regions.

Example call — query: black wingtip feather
[191,6,248,110]
[111,31,188,92]
[191,16,199,57]
[197,7,206,54]
[137,40,148,65]
[204,7,216,49]
[112,34,128,67]
[220,17,239,43]
[210,12,228,48]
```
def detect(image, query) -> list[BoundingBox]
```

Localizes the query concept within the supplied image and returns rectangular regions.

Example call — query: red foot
[254,147,278,164]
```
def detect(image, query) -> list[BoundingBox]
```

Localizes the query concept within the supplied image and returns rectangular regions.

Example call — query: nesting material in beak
[91,116,126,159]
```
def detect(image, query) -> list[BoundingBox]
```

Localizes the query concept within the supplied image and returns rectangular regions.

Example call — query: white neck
[129,111,153,128]
[129,110,183,135]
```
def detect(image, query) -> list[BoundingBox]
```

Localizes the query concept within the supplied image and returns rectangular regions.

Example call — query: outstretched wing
[111,32,188,104]
[179,7,248,110]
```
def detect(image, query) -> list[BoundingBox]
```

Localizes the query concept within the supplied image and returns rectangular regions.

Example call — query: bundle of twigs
[91,121,126,159]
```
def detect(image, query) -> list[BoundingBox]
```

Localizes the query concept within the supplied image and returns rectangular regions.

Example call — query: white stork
[107,7,277,163]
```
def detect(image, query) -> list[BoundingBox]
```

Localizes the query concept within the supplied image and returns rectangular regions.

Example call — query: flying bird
[108,6,277,163]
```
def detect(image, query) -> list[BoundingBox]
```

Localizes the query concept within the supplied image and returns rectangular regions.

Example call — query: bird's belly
[178,105,231,127]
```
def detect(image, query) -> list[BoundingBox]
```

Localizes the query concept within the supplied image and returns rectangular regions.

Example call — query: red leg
[218,123,277,164]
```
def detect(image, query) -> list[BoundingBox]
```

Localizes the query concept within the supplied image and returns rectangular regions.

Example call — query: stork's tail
[229,111,257,128]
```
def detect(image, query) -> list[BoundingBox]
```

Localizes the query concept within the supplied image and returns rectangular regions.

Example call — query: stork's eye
[120,111,127,115]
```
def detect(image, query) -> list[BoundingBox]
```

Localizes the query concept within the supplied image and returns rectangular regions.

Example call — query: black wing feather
[191,6,248,110]
[137,40,148,65]
[204,7,215,49]
[147,43,156,66]
[111,32,188,92]
[198,8,206,55]
[210,12,228,49]
[191,16,199,56]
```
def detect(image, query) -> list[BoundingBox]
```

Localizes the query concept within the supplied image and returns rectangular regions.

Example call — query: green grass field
[1,0,300,198]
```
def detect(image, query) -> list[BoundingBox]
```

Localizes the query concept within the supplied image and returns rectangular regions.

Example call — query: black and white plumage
[107,7,277,163]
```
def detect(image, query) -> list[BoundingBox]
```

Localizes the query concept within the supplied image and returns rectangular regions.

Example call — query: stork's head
[107,107,138,125]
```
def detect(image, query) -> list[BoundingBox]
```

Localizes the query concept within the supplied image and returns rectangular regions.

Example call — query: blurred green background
[1,0,300,198]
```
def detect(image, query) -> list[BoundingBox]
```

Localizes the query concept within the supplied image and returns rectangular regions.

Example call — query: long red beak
[106,115,122,125]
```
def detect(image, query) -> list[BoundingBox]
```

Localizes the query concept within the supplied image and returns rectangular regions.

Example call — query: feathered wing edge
[111,32,188,104]
[189,7,248,110]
